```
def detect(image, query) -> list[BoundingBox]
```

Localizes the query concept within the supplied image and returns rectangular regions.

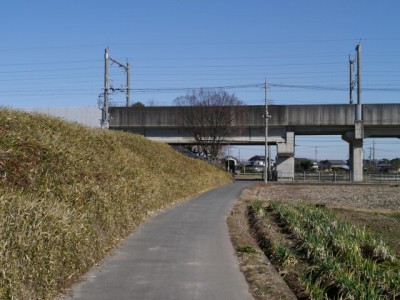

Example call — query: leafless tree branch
[174,89,246,162]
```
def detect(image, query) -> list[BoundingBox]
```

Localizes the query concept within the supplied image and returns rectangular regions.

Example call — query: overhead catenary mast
[101,48,110,129]
[101,48,131,128]
[108,55,130,105]
[126,62,131,107]
[355,44,362,120]
[349,55,355,104]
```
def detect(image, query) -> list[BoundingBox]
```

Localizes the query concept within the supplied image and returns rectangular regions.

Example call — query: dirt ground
[242,182,400,211]
[228,182,400,299]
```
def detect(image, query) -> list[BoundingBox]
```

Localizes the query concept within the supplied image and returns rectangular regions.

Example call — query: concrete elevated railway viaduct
[109,104,400,182]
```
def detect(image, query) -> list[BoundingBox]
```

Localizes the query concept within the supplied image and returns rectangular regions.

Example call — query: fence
[294,172,400,183]
[236,171,400,182]
[364,172,400,183]
[294,172,350,182]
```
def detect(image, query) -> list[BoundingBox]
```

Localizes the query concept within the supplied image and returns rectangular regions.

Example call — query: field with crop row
[228,183,400,300]
[265,200,399,299]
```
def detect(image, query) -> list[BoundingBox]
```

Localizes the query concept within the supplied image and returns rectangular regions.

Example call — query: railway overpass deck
[109,104,400,181]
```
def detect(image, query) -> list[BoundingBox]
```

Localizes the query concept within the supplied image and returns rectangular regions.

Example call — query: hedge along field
[0,108,231,299]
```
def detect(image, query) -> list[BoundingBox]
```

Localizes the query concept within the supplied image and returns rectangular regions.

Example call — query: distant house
[377,161,394,172]
[248,155,266,167]
[319,160,347,171]
[364,160,398,172]
[245,155,276,173]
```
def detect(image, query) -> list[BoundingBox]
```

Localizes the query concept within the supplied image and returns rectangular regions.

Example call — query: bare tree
[174,89,246,162]
[131,101,145,108]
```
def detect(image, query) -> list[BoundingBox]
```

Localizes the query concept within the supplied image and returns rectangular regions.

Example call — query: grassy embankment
[0,108,231,299]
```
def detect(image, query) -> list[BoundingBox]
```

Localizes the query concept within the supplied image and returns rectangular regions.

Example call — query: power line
[131,83,263,92]
[0,66,102,74]
[3,81,400,95]
[0,59,101,67]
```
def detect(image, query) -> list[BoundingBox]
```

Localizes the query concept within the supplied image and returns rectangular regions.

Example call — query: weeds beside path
[0,108,231,299]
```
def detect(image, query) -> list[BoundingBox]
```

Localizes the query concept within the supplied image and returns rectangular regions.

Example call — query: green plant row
[269,201,400,299]
[250,201,298,268]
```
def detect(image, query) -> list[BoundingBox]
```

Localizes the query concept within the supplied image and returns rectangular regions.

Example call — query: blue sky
[1,0,400,160]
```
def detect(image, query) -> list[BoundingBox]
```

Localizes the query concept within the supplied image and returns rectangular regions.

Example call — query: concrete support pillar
[348,142,354,176]
[349,139,364,182]
[276,132,295,181]
[343,121,364,182]
[276,156,295,181]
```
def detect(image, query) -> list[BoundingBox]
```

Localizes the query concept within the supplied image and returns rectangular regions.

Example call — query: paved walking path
[65,181,253,300]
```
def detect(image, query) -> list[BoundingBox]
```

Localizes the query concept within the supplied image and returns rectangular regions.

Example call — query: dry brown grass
[0,108,231,299]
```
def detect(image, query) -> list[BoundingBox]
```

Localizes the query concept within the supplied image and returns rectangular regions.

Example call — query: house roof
[248,155,265,161]
[223,155,240,162]
[295,157,311,162]
[377,162,393,168]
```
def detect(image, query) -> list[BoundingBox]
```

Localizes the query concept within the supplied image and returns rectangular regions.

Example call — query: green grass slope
[0,108,231,299]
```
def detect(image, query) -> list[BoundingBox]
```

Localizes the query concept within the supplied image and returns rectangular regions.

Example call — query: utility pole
[315,146,318,162]
[369,147,373,169]
[126,62,131,107]
[373,139,376,170]
[349,55,354,104]
[268,145,271,180]
[355,44,362,120]
[102,48,110,129]
[264,80,270,183]
[369,147,372,160]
